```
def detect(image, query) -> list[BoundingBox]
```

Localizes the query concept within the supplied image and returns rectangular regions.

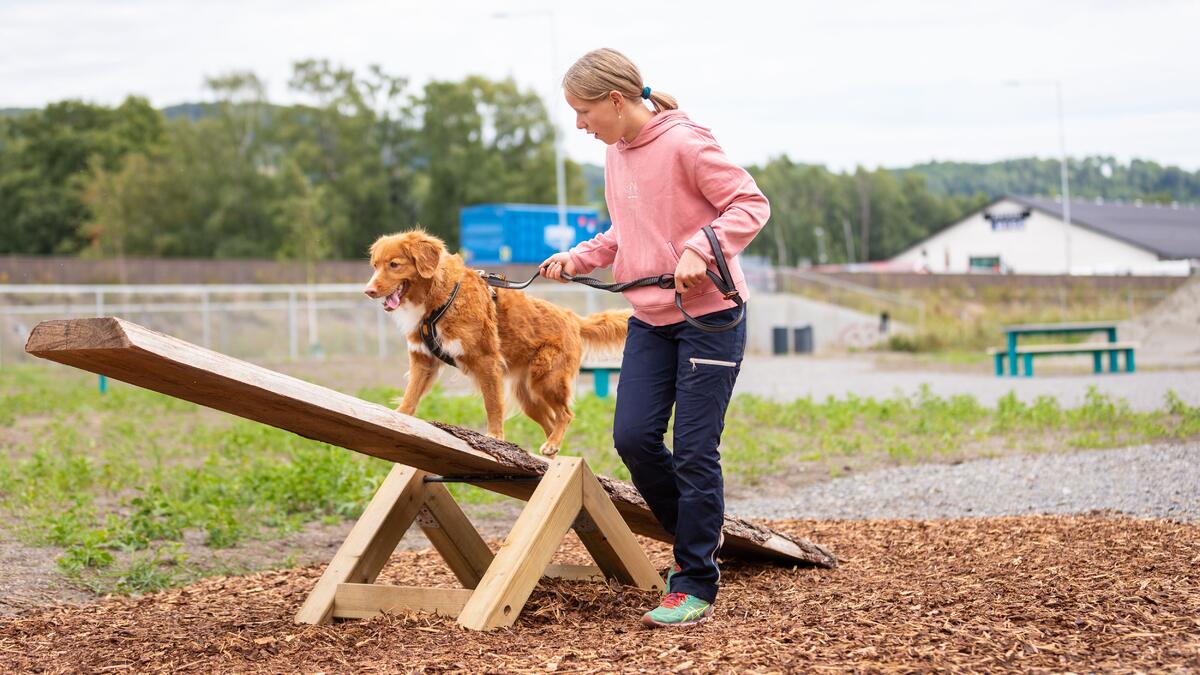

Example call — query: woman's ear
[412,239,442,279]
[610,90,623,114]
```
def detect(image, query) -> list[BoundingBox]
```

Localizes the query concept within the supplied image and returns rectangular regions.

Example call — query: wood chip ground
[2,515,1197,673]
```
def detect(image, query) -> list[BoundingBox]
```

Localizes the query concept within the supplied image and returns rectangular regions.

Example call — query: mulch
[1,515,1197,673]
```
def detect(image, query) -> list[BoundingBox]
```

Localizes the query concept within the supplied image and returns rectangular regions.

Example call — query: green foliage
[1,61,587,258]
[0,97,165,254]
[901,156,1200,203]
[13,60,1199,266]
[3,365,1198,596]
[745,157,992,265]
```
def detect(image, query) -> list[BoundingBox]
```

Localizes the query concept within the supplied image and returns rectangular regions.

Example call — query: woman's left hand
[673,248,709,293]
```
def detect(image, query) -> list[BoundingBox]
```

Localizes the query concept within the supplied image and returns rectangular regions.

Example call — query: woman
[541,48,769,628]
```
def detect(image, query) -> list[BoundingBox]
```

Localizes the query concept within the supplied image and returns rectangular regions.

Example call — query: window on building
[969,256,1002,273]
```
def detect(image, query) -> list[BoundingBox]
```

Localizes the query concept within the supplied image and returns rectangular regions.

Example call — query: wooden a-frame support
[295,455,663,631]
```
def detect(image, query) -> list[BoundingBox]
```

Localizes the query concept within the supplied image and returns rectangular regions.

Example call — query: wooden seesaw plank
[25,317,837,569]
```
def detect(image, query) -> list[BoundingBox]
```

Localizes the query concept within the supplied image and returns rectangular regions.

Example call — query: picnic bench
[992,321,1136,377]
[580,361,621,398]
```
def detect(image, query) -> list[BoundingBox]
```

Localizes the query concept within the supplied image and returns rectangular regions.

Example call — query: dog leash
[420,226,743,366]
[477,225,745,334]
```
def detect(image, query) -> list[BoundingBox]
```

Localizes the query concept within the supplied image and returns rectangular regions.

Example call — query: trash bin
[772,327,789,355]
[793,325,813,354]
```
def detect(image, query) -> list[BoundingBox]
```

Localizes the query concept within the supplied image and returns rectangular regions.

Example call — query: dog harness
[419,282,461,367]
[419,283,500,368]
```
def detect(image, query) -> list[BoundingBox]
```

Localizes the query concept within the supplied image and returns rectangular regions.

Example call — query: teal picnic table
[1001,321,1122,377]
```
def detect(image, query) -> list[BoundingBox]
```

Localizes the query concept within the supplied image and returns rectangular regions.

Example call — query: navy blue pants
[613,305,747,604]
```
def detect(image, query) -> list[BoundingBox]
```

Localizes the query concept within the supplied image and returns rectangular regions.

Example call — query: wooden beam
[25,318,837,569]
[576,462,663,591]
[294,464,427,624]
[457,457,584,631]
[332,584,473,619]
[418,482,494,589]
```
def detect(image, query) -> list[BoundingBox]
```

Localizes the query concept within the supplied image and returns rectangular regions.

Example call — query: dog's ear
[411,238,442,279]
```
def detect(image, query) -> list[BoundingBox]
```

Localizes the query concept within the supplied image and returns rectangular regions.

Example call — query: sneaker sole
[640,605,714,629]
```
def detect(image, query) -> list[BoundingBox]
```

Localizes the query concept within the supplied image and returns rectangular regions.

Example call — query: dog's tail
[578,309,631,359]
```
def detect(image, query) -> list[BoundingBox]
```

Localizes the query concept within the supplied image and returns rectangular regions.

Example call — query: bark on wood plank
[25,317,837,569]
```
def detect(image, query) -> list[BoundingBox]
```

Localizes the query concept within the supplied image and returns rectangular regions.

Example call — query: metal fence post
[202,288,212,348]
[306,286,320,359]
[288,290,299,361]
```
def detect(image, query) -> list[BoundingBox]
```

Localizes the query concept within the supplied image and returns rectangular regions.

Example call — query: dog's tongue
[384,289,402,311]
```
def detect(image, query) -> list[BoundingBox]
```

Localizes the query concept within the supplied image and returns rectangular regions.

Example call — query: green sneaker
[641,592,713,628]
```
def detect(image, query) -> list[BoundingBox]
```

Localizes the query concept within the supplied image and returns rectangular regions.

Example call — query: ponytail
[563,48,677,111]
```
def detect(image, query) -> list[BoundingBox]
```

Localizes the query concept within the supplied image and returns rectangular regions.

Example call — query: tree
[0,97,164,254]
[277,60,419,258]
[414,76,584,248]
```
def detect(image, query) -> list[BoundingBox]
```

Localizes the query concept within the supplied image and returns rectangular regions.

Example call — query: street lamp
[493,9,568,241]
[1006,79,1072,273]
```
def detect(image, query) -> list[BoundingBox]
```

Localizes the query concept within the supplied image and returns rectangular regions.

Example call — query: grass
[2,364,1198,595]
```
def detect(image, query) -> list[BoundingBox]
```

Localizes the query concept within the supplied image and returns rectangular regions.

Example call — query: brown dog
[364,230,629,456]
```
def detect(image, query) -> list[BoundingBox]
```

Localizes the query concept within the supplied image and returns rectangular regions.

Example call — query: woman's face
[565,90,624,145]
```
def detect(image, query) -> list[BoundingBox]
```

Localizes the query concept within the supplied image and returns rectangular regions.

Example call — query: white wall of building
[891,198,1160,274]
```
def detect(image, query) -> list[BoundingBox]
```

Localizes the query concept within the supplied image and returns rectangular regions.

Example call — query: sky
[2,0,1198,172]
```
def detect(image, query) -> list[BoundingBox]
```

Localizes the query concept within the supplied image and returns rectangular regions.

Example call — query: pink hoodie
[568,110,770,326]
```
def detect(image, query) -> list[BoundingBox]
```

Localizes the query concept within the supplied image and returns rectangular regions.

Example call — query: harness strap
[420,282,461,367]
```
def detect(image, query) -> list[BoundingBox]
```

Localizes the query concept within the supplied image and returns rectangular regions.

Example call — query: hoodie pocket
[666,241,682,264]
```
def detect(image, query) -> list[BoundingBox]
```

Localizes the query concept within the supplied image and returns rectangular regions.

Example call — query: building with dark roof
[890,195,1199,275]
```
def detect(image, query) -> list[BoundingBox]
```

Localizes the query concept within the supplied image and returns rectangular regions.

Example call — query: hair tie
[641,86,651,100]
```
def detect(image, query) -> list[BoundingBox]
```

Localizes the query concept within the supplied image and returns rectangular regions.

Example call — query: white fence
[0,283,626,367]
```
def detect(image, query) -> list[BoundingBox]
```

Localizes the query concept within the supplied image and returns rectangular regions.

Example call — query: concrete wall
[745,293,891,355]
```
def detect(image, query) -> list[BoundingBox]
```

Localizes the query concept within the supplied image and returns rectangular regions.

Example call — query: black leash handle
[669,225,745,333]
[477,225,745,333]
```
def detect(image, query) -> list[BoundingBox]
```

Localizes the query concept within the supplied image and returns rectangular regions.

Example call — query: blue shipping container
[459,203,605,265]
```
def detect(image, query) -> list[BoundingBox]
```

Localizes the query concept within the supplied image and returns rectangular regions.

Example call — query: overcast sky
[2,0,1197,171]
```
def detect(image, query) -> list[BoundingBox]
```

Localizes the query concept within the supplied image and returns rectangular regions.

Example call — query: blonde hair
[562,48,678,113]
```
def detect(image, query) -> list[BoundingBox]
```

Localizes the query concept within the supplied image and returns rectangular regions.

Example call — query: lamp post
[493,9,568,240]
[1006,79,1072,273]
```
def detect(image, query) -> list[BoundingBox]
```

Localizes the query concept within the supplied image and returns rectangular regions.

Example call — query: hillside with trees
[3,60,1197,267]
[0,60,584,266]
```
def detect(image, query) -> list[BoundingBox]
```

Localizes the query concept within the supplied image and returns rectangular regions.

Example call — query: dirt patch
[0,540,94,615]
[1,515,1196,672]
[1124,274,1200,365]
[0,502,526,617]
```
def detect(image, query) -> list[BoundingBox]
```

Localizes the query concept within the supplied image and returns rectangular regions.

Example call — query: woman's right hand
[539,252,577,283]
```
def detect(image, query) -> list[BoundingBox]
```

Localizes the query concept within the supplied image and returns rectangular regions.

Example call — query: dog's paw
[486,431,505,442]
[539,442,560,458]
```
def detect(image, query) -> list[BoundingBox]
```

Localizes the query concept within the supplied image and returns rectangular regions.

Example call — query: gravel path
[727,442,1200,522]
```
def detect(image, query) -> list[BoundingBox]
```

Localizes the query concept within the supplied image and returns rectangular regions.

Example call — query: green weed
[3,366,1198,598]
